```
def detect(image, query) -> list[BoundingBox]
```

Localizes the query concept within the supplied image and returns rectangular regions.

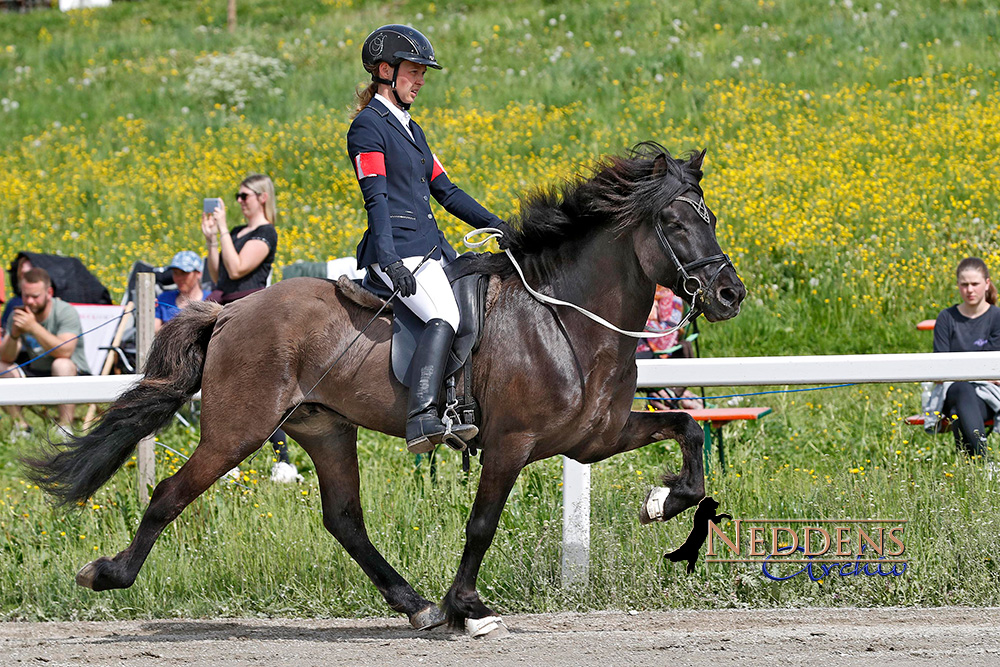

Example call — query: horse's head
[631,146,745,322]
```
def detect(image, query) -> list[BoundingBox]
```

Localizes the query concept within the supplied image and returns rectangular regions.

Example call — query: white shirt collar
[375,93,413,139]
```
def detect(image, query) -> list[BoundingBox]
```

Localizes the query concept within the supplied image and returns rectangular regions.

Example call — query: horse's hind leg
[289,414,444,630]
[75,428,264,592]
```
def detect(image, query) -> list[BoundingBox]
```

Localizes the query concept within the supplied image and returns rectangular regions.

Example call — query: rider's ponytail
[351,81,378,118]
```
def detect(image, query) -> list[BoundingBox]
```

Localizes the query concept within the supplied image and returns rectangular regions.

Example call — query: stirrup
[441,424,478,452]
[441,401,478,452]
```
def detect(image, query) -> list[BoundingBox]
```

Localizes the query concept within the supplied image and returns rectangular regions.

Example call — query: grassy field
[2,0,1000,619]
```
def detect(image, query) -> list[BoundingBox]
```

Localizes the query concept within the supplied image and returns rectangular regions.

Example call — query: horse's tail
[23,300,223,507]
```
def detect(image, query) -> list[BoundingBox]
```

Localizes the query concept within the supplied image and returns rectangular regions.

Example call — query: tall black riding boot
[406,318,479,453]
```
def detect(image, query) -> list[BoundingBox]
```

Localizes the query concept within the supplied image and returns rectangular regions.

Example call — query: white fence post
[561,456,590,587]
[135,273,155,504]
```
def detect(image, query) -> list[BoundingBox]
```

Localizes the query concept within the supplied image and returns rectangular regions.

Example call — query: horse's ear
[652,154,669,177]
[689,149,707,173]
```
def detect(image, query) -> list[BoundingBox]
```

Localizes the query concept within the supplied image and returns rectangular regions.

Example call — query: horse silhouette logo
[665,496,731,574]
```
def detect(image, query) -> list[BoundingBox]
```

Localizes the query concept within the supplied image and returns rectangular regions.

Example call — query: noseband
[654,195,735,311]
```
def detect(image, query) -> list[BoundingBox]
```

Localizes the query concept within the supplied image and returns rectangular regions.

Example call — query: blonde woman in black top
[201,173,300,482]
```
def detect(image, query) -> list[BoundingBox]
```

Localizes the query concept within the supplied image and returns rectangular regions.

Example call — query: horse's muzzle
[701,269,746,322]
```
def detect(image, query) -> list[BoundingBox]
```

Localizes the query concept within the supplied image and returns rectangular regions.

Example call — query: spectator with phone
[200,173,300,482]
[201,173,278,305]
[0,267,90,439]
[154,251,207,333]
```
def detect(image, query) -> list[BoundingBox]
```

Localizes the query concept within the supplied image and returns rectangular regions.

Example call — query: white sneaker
[9,425,33,441]
[270,461,303,483]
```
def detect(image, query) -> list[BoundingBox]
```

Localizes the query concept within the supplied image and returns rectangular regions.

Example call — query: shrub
[184,47,286,110]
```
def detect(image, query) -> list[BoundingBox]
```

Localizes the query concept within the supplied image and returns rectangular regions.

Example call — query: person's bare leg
[0,361,29,429]
[50,358,78,429]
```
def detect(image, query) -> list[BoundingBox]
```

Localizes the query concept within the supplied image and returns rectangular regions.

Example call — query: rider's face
[382,61,426,107]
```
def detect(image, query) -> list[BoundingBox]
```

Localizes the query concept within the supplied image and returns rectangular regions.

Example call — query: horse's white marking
[466,615,505,638]
[644,486,671,522]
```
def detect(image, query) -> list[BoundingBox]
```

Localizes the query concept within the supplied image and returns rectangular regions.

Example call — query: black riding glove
[494,220,514,250]
[384,261,417,297]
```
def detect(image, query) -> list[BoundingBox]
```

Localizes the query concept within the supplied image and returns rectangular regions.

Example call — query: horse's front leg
[441,441,530,638]
[572,410,705,524]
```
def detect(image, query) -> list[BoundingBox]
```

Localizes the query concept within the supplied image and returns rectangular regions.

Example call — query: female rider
[347,24,510,453]
[932,257,1000,457]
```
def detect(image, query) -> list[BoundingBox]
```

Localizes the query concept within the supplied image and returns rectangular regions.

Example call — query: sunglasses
[235,191,258,202]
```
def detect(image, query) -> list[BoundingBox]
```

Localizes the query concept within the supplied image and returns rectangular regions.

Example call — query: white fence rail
[5,350,1000,587]
[4,351,998,407]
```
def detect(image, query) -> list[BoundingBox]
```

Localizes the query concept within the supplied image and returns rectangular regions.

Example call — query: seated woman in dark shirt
[201,173,300,482]
[933,257,1000,457]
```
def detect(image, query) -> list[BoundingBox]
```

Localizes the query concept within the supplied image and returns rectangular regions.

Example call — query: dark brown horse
[26,142,745,637]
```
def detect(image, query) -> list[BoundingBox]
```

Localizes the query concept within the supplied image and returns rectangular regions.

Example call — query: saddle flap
[379,271,486,388]
[354,255,487,388]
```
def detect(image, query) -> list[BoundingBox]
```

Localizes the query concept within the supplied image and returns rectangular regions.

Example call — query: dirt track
[3,607,1000,666]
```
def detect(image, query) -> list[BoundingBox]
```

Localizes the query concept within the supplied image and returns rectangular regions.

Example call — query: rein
[465,195,732,340]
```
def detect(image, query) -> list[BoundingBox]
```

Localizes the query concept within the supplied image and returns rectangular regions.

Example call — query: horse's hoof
[466,615,508,639]
[75,561,101,590]
[410,604,446,630]
[639,486,671,524]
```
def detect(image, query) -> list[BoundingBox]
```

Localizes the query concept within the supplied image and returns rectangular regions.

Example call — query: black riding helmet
[362,24,441,110]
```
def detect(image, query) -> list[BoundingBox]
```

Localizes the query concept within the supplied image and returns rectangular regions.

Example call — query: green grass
[3,382,999,620]
[2,0,1000,620]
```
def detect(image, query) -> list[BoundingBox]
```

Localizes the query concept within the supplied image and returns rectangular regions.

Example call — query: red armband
[431,154,447,181]
[354,152,386,179]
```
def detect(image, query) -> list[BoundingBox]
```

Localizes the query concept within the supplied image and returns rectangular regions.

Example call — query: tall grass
[2,0,1000,619]
[3,383,999,620]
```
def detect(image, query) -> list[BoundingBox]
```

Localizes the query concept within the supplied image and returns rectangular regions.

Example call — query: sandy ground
[3,607,1000,666]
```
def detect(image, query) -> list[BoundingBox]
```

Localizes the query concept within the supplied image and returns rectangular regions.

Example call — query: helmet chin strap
[373,63,411,111]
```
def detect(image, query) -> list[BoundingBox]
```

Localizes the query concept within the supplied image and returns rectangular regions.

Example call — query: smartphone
[203,197,222,214]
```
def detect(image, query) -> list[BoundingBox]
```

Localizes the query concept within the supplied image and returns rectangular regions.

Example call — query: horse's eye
[659,209,684,228]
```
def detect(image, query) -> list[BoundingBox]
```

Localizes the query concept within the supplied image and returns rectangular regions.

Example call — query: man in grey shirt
[0,267,90,438]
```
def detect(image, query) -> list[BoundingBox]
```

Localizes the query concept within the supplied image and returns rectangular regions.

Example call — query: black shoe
[406,411,446,454]
[406,412,478,453]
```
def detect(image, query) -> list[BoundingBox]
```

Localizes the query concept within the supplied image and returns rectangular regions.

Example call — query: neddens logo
[706,519,908,581]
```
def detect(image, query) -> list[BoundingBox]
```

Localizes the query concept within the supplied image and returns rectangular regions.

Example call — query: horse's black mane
[507,141,703,252]
[455,142,705,281]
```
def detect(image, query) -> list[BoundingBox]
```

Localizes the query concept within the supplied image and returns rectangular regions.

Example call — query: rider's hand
[494,220,514,250]
[384,261,417,298]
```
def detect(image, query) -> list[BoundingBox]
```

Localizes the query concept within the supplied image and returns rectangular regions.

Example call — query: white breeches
[369,256,460,332]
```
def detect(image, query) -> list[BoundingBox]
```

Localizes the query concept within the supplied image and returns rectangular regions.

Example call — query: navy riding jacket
[347,97,502,269]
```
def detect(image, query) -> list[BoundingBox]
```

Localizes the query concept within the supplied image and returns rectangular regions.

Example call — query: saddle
[342,253,490,454]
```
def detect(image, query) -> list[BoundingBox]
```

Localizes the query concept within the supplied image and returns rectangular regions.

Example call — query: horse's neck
[529,231,654,341]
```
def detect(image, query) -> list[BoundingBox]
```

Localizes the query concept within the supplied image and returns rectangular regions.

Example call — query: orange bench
[658,407,773,473]
[905,413,993,432]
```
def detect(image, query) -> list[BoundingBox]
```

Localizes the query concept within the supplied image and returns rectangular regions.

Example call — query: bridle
[654,193,735,314]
